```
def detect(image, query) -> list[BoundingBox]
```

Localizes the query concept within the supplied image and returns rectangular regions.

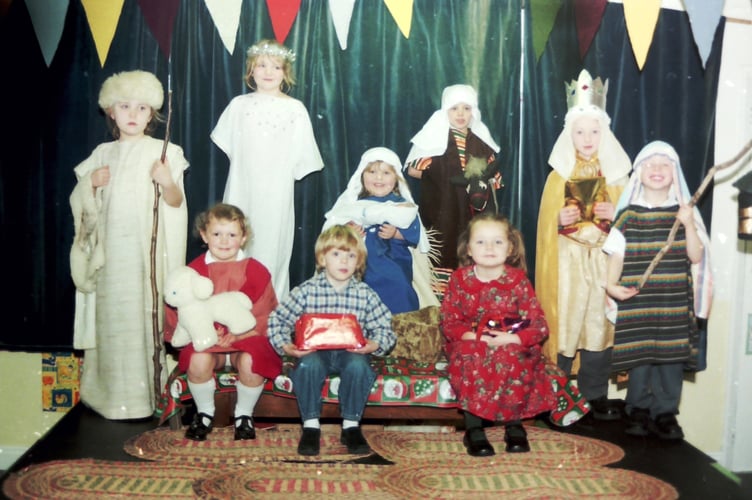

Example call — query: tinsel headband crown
[247,41,296,63]
[565,69,608,111]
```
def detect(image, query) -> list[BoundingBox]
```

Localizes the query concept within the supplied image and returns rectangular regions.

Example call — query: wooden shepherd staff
[150,90,173,406]
[637,137,752,289]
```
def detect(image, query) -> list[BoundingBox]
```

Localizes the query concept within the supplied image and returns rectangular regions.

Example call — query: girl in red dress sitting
[441,213,558,456]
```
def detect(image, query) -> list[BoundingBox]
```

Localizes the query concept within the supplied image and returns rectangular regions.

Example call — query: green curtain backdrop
[0,0,521,349]
[0,1,722,350]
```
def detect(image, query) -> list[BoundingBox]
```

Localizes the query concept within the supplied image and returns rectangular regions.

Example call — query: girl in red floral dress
[441,213,558,456]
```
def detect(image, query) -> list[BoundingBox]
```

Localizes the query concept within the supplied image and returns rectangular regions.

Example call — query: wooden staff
[637,138,752,289]
[150,90,173,406]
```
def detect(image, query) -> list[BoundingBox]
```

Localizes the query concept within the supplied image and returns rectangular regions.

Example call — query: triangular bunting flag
[265,0,301,44]
[81,0,125,67]
[623,0,661,71]
[573,0,606,60]
[329,0,356,50]
[530,0,562,62]
[137,0,180,58]
[25,0,69,67]
[204,0,242,55]
[683,0,723,69]
[383,0,413,39]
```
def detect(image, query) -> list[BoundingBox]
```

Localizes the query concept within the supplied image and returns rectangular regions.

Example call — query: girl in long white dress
[211,39,324,300]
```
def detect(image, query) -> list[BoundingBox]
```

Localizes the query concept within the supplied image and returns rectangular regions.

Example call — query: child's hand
[91,166,110,188]
[593,201,615,221]
[151,159,174,188]
[377,223,401,240]
[282,343,313,358]
[559,205,580,226]
[215,329,235,348]
[677,203,696,229]
[348,339,379,355]
[481,331,522,347]
[606,283,639,301]
[347,222,365,237]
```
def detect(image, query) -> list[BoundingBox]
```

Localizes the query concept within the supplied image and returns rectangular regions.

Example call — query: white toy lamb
[164,266,256,351]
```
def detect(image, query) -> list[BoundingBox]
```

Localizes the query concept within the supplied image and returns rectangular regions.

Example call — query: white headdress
[547,70,631,183]
[324,147,429,252]
[98,70,164,111]
[404,84,500,166]
[616,140,712,318]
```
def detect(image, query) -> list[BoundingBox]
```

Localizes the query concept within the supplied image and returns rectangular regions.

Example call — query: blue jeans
[290,350,376,422]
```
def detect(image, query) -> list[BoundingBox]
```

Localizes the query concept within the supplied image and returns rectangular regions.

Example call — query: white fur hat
[98,70,164,111]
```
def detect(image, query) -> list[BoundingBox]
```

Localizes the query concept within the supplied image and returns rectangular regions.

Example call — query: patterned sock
[188,379,216,422]
[303,418,320,429]
[235,381,264,423]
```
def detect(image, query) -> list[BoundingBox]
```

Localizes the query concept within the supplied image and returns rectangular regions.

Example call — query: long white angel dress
[211,92,324,299]
[70,136,188,420]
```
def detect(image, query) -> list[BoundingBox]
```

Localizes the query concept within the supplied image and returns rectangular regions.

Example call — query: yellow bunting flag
[81,0,125,67]
[384,0,413,39]
[623,0,661,71]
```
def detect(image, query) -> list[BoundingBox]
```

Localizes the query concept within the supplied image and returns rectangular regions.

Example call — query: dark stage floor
[2,403,751,499]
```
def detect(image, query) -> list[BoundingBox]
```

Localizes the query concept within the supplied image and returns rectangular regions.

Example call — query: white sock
[235,381,264,423]
[303,418,320,429]
[342,419,359,430]
[188,379,216,422]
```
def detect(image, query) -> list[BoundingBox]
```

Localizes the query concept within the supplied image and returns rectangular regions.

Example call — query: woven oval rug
[365,425,625,467]
[193,462,397,499]
[2,459,208,499]
[124,425,373,465]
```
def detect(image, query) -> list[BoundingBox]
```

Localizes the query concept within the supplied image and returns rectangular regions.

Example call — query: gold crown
[566,69,608,110]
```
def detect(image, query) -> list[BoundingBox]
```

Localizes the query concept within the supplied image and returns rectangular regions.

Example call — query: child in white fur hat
[69,70,189,420]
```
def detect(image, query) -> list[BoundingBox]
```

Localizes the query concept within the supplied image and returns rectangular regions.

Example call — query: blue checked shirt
[268,272,396,357]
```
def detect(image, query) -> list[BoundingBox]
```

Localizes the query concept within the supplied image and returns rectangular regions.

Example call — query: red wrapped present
[295,313,366,350]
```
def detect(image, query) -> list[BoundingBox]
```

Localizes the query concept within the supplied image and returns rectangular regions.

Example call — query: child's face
[467,221,510,270]
[200,217,247,262]
[639,155,674,195]
[320,247,358,288]
[362,161,397,197]
[571,115,601,160]
[251,55,285,94]
[447,103,472,133]
[110,100,152,140]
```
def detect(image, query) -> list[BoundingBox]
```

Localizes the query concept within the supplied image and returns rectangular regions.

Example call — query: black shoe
[297,427,321,456]
[340,426,372,454]
[234,415,256,441]
[185,412,213,441]
[463,427,495,457]
[624,408,651,437]
[504,424,530,453]
[650,412,684,440]
[589,397,622,421]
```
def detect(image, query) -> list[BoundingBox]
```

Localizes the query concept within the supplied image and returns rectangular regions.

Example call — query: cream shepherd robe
[70,136,188,419]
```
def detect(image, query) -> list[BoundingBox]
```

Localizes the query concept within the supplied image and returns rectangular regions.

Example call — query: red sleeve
[512,272,549,347]
[440,270,474,342]
[250,281,278,337]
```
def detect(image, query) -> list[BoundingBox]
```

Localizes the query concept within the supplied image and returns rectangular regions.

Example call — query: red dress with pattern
[441,265,557,422]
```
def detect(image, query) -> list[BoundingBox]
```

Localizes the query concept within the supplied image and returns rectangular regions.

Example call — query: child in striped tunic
[603,141,711,440]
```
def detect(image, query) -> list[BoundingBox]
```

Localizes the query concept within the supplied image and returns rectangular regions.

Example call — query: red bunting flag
[265,0,301,44]
[574,0,607,60]
[137,0,180,58]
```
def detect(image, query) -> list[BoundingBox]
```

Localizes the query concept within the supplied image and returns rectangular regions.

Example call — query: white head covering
[404,84,500,166]
[616,140,712,318]
[324,147,429,252]
[547,70,631,183]
[98,70,164,111]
